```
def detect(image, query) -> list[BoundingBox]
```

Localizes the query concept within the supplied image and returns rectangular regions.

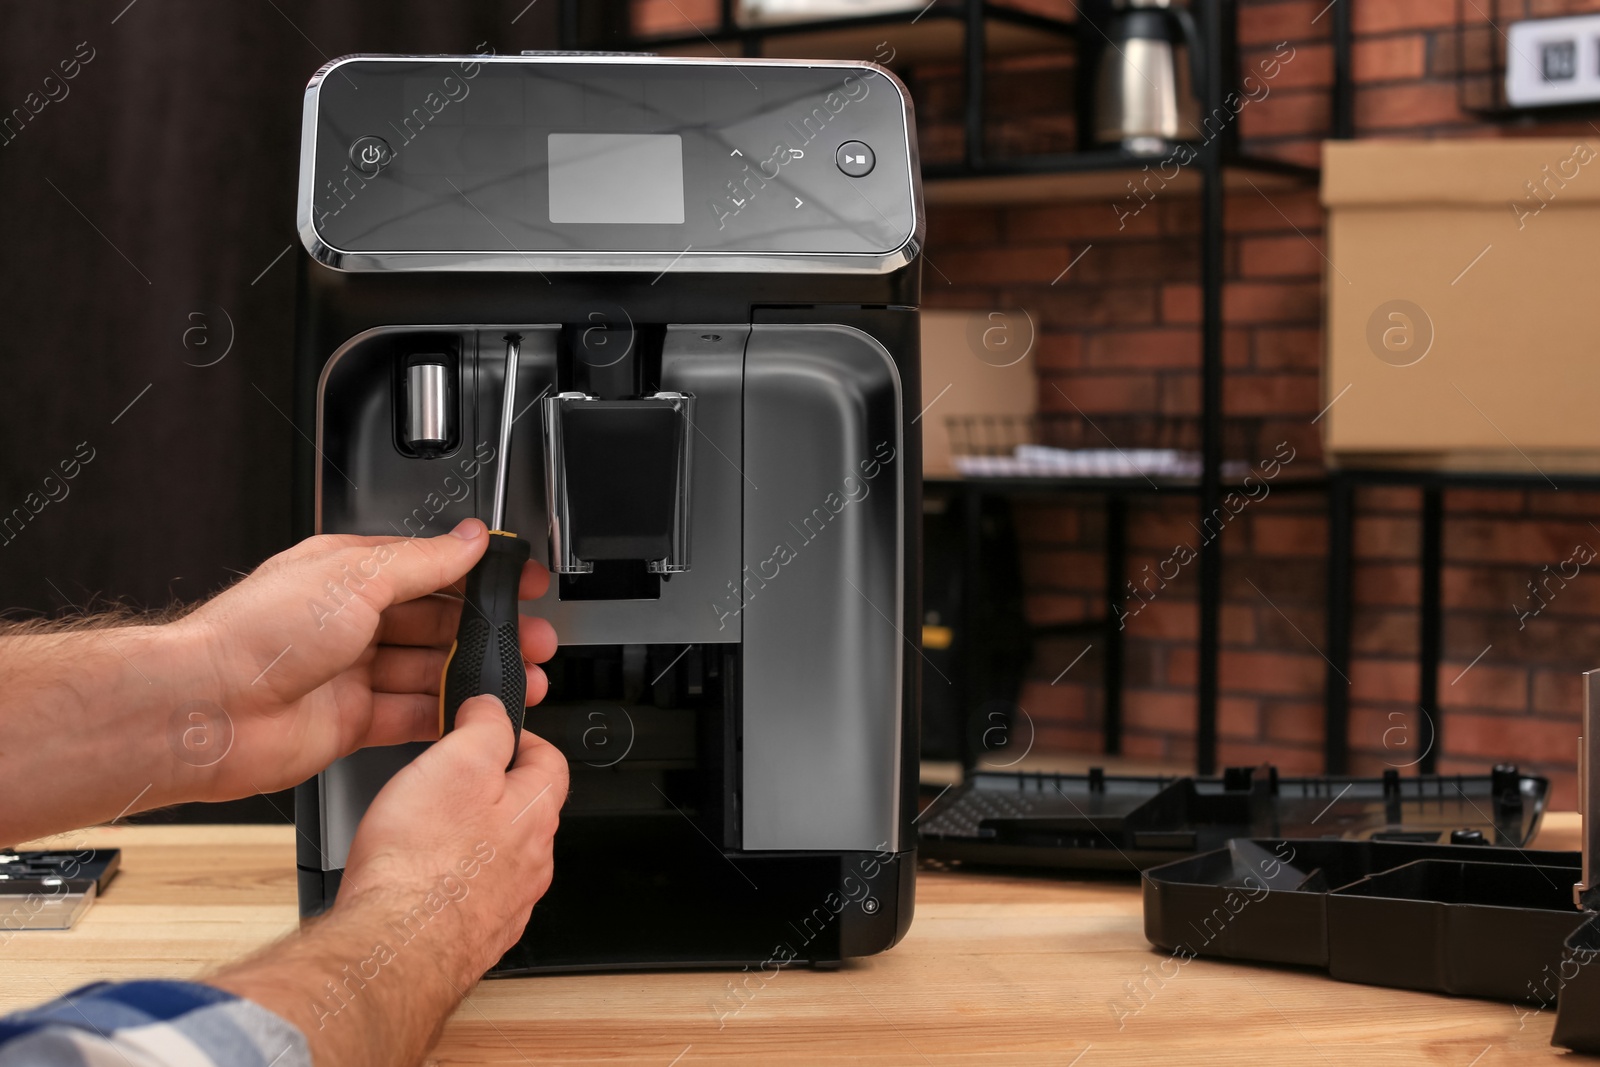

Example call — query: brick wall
[955,0,1600,807]
[628,0,1600,805]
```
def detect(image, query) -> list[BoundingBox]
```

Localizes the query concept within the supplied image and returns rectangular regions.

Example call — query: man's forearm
[0,620,205,843]
[208,893,482,1067]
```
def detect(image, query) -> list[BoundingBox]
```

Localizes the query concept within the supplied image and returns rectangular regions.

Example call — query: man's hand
[210,694,568,1067]
[339,693,568,982]
[183,519,556,804]
[1,525,568,1066]
[0,520,556,844]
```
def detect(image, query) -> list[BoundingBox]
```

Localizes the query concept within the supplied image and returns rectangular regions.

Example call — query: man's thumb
[366,518,489,607]
[443,694,517,768]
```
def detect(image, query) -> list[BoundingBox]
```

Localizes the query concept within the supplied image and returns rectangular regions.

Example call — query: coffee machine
[290,53,923,972]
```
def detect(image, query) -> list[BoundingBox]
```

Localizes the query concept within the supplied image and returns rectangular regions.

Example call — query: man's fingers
[505,729,569,818]
[370,646,448,695]
[375,601,555,670]
[331,519,491,615]
[519,616,557,665]
[519,560,552,602]
[511,727,564,773]
[375,594,463,647]
[367,647,542,704]
[366,692,442,746]
[375,595,555,663]
[441,694,519,769]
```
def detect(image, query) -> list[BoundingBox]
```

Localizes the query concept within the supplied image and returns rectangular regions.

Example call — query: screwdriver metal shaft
[490,336,519,530]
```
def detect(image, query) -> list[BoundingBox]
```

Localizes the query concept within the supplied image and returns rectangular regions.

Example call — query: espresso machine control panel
[299,55,919,272]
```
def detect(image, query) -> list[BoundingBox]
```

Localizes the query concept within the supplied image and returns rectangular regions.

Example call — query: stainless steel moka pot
[1093,0,1205,154]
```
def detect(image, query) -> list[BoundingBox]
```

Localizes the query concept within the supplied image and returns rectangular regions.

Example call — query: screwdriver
[440,334,533,740]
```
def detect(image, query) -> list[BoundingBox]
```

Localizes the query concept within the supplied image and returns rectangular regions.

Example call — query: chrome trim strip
[294,81,324,268]
[540,392,594,575]
[296,53,923,275]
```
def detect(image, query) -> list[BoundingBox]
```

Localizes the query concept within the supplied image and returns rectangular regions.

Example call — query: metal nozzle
[403,357,453,456]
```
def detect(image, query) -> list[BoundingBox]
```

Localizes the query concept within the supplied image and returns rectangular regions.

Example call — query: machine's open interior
[309,316,909,970]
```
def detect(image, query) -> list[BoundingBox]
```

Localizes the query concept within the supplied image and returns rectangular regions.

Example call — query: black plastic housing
[293,261,924,971]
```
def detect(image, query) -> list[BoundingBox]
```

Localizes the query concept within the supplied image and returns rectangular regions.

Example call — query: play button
[836,140,875,177]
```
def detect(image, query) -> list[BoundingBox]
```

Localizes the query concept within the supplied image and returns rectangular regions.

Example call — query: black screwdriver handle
[440,532,532,739]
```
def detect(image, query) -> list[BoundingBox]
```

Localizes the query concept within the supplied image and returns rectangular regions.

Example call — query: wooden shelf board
[924,161,1313,205]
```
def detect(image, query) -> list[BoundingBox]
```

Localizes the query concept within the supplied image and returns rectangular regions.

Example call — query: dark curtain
[0,1,560,820]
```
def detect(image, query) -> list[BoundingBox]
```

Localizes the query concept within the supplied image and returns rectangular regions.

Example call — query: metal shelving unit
[561,0,1354,775]
[1453,0,1600,121]
[928,472,1328,771]
[1324,468,1600,776]
[564,1,1082,64]
[1314,3,1599,776]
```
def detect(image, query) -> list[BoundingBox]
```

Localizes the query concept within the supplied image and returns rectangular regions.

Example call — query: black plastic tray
[1144,838,1600,1050]
[920,766,1549,871]
[1552,912,1600,1052]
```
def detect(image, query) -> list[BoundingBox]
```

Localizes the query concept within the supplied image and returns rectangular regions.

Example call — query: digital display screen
[547,133,685,225]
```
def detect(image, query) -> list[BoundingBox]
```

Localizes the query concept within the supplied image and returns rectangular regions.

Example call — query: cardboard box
[919,309,1038,478]
[1323,138,1600,472]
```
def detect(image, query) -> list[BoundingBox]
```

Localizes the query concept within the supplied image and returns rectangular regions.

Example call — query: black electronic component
[0,849,119,895]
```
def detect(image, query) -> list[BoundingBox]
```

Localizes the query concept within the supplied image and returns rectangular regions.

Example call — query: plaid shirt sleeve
[0,980,310,1067]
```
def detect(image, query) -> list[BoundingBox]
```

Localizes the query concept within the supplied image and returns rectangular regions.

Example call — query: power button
[349,135,393,175]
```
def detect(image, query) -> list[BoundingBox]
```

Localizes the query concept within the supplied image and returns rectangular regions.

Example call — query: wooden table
[1,817,1588,1065]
